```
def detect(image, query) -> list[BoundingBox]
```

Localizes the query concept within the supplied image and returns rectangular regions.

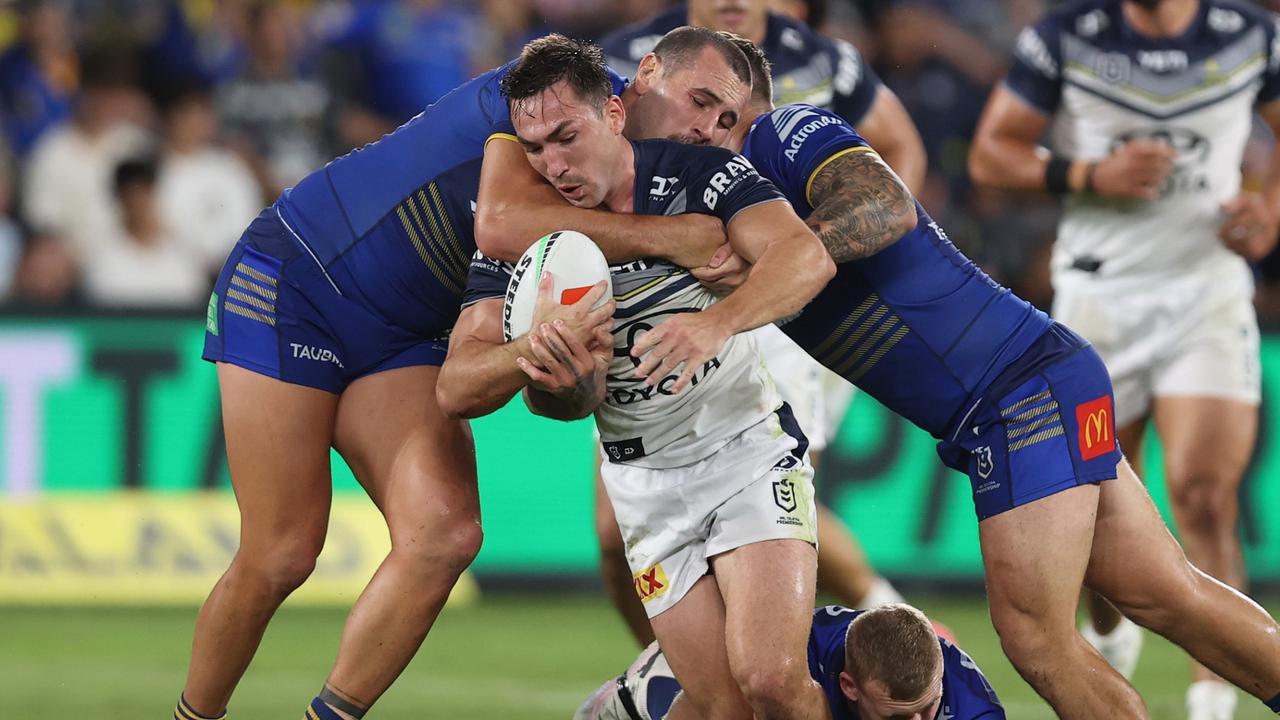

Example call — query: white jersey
[599,259,780,469]
[1007,0,1280,292]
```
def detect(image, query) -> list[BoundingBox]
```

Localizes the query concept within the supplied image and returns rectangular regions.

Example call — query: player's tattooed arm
[521,321,611,421]
[805,150,918,263]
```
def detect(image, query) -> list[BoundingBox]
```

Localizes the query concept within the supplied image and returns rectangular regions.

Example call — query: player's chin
[668,133,706,146]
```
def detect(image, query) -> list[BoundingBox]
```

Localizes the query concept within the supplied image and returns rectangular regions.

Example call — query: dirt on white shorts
[601,404,819,618]
[1052,271,1261,427]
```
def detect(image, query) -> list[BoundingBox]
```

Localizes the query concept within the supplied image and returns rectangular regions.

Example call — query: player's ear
[839,671,859,703]
[605,95,626,134]
[633,53,660,94]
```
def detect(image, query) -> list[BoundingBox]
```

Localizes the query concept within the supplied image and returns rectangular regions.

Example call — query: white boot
[1080,615,1143,679]
[1187,679,1237,720]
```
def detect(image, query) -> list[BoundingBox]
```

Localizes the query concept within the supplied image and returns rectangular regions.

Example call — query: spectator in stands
[82,157,206,308]
[0,0,78,157]
[21,43,154,268]
[0,145,20,301]
[216,0,333,200]
[320,0,501,147]
[156,78,261,279]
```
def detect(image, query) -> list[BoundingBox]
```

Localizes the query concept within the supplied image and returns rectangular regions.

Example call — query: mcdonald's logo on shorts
[1075,395,1116,461]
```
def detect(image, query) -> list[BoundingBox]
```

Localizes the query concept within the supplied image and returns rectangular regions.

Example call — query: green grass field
[1,594,1276,719]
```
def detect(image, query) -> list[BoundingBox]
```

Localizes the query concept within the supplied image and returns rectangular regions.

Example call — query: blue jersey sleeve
[683,146,787,224]
[939,638,1006,720]
[750,105,875,212]
[829,39,882,127]
[461,252,512,307]
[1005,17,1065,115]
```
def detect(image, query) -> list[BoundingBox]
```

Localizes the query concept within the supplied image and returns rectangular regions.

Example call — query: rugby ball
[503,230,612,342]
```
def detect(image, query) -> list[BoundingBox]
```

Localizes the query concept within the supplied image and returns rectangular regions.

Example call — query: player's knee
[430,517,484,574]
[233,539,324,598]
[1167,471,1239,533]
[990,604,1067,666]
[732,659,811,716]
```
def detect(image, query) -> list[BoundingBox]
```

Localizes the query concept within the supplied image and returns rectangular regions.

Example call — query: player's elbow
[967,140,1001,188]
[800,234,837,290]
[436,370,491,420]
[474,201,526,262]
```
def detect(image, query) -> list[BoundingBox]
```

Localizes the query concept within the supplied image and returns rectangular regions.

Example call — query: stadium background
[1,0,1279,717]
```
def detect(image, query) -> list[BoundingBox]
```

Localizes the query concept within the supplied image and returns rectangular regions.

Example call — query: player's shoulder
[1202,0,1279,37]
[635,138,746,179]
[599,6,686,64]
[1021,0,1113,42]
[764,11,841,64]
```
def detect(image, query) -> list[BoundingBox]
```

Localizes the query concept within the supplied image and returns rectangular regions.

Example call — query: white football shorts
[754,324,856,451]
[601,405,818,618]
[1052,269,1261,428]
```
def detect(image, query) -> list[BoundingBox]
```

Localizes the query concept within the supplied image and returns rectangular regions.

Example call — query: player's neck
[603,139,636,214]
[1122,0,1200,38]
[687,9,769,44]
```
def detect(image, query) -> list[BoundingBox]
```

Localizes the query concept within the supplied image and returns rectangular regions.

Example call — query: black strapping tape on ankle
[319,686,369,719]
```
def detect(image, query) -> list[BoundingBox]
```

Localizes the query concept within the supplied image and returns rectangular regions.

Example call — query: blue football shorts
[937,323,1123,521]
[202,206,449,393]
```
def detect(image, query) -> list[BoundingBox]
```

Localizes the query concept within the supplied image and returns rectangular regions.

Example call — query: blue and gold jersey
[743,105,1053,440]
[600,5,880,125]
[275,61,625,337]
[809,606,1005,720]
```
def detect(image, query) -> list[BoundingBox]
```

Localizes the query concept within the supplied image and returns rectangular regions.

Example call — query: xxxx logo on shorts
[1075,395,1116,461]
[633,564,669,604]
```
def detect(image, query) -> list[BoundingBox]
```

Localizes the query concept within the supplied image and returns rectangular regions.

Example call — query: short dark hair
[725,34,772,107]
[652,26,751,88]
[845,604,944,702]
[113,157,157,196]
[501,34,613,118]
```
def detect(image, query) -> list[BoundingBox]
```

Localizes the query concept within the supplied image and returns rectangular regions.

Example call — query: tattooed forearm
[805,150,918,263]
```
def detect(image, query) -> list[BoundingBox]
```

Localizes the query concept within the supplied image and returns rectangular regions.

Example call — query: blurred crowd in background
[1,0,1278,323]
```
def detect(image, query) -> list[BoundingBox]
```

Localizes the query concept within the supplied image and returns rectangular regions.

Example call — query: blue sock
[1266,692,1280,714]
[175,695,225,720]
[306,697,347,720]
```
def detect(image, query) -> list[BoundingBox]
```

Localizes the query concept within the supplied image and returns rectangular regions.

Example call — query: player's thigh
[711,538,818,673]
[1152,396,1257,492]
[1084,459,1200,622]
[217,362,337,554]
[594,453,626,553]
[648,575,746,715]
[979,483,1099,631]
[333,364,479,543]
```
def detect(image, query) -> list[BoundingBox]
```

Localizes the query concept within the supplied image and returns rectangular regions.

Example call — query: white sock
[856,578,905,609]
[1188,679,1237,720]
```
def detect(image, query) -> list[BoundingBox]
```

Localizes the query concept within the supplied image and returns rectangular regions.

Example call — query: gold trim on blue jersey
[810,295,878,360]
[1008,424,1066,452]
[234,261,277,287]
[844,325,909,382]
[225,301,276,326]
[397,204,463,297]
[230,274,277,302]
[805,146,877,206]
[485,132,519,146]
[426,184,470,272]
[226,288,274,314]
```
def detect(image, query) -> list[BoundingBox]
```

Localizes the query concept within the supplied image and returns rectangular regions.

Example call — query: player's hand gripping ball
[503,231,613,342]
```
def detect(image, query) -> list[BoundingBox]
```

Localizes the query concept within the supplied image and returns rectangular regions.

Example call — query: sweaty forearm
[707,232,834,334]
[438,337,535,419]
[477,194,721,267]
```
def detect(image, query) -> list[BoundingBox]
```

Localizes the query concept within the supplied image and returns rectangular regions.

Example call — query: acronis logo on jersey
[701,155,758,210]
[779,113,841,161]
